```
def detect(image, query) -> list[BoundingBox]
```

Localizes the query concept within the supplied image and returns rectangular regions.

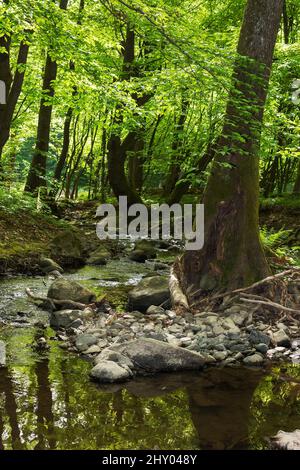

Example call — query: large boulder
[0,341,6,367]
[105,338,206,374]
[48,278,96,304]
[128,275,170,311]
[49,231,84,267]
[86,246,111,266]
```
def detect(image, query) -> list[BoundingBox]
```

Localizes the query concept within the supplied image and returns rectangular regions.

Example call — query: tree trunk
[0,39,30,160]
[163,96,189,197]
[293,161,300,194]
[50,0,85,197]
[177,0,283,302]
[24,0,69,194]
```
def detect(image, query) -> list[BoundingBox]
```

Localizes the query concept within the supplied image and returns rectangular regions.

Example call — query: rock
[255,343,268,354]
[213,325,225,336]
[90,360,131,383]
[129,250,148,263]
[85,345,101,354]
[213,351,228,361]
[226,309,249,327]
[128,276,170,312]
[292,339,300,350]
[222,318,240,333]
[130,240,157,262]
[108,338,206,373]
[273,329,291,348]
[166,310,177,320]
[49,231,84,267]
[243,353,264,366]
[146,305,165,316]
[50,309,86,329]
[0,341,6,367]
[94,349,134,369]
[270,430,300,450]
[75,334,98,352]
[203,316,218,326]
[39,257,63,274]
[248,329,271,346]
[87,246,110,265]
[153,262,169,271]
[48,278,96,304]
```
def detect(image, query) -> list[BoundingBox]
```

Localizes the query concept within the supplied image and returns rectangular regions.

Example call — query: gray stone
[108,338,205,373]
[248,329,271,346]
[146,305,165,316]
[39,257,63,274]
[273,329,291,348]
[292,339,300,350]
[48,278,96,304]
[87,246,110,265]
[128,276,170,312]
[129,250,148,263]
[95,349,134,369]
[213,325,225,336]
[90,361,131,383]
[243,354,264,366]
[213,351,228,361]
[255,343,268,354]
[85,345,101,354]
[226,310,249,327]
[50,309,85,329]
[75,334,98,352]
[0,341,6,367]
[49,231,84,267]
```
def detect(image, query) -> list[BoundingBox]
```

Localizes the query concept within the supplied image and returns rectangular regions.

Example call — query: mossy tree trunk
[177,0,284,301]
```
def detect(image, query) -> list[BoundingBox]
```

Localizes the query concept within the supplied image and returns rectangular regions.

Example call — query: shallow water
[1,265,300,450]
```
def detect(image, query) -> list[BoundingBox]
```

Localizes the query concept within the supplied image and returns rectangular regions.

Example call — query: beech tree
[25,0,69,194]
[176,0,284,303]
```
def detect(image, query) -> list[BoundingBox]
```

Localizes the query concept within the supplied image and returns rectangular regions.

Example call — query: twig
[196,268,300,305]
[240,297,300,315]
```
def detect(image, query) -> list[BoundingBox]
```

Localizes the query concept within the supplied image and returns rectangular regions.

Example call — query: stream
[1,261,300,450]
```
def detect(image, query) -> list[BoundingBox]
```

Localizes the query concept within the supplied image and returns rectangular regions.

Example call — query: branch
[25,287,99,311]
[240,297,300,315]
[196,268,300,305]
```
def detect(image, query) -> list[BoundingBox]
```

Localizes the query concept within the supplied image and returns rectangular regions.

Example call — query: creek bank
[37,274,300,383]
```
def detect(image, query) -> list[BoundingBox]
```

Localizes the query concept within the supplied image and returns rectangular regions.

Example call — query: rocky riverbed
[38,273,300,384]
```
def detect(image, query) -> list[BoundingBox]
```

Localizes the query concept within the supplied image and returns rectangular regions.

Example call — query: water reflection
[1,327,300,450]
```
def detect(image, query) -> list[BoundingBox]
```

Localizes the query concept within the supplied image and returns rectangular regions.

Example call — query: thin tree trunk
[293,161,300,194]
[50,0,85,197]
[25,0,69,194]
[177,0,283,301]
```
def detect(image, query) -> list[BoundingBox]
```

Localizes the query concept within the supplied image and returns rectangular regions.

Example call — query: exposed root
[169,266,189,311]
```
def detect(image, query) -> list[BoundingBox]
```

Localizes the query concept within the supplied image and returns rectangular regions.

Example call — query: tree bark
[0,0,30,164]
[50,0,85,197]
[293,161,300,194]
[24,0,69,194]
[177,0,284,302]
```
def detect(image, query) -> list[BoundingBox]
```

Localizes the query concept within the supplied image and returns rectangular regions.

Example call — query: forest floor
[1,195,299,275]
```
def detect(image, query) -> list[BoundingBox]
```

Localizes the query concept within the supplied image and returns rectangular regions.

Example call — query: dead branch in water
[25,287,106,311]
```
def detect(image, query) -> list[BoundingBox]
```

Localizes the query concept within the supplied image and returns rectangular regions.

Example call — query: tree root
[169,267,189,310]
